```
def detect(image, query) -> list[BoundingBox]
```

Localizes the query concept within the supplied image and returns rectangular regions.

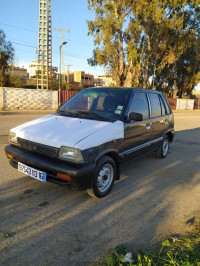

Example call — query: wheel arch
[95,150,120,180]
[166,130,174,142]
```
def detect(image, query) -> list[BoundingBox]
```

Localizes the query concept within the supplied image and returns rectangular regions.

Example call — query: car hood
[11,114,112,148]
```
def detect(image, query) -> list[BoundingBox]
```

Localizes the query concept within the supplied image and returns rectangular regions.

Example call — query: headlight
[9,132,18,144]
[58,146,84,163]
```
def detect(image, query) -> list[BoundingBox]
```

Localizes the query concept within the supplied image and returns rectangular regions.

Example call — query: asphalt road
[0,110,200,265]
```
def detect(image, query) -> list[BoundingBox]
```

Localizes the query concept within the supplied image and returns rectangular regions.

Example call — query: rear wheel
[87,156,116,198]
[156,135,170,158]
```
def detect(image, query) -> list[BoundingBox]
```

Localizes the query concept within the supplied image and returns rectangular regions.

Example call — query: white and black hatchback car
[5,87,175,198]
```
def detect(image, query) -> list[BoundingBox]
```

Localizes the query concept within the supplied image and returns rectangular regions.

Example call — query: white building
[29,61,58,78]
[94,75,116,87]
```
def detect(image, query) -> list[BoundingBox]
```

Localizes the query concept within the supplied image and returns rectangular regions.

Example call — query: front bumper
[5,145,95,189]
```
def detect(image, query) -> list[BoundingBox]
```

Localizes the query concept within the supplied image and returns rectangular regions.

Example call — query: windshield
[58,88,130,121]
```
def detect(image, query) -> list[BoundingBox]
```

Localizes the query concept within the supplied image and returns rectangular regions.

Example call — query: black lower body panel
[5,145,95,189]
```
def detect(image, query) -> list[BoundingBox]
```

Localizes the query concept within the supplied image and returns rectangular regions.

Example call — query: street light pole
[59,41,67,107]
[152,67,156,90]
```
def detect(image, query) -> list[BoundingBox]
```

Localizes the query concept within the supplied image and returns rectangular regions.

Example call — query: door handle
[146,123,151,130]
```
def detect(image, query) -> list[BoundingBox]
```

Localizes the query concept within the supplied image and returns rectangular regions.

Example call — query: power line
[0,22,94,47]
[11,39,91,60]
[12,41,36,49]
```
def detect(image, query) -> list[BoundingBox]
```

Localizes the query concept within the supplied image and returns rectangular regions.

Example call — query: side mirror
[127,112,143,122]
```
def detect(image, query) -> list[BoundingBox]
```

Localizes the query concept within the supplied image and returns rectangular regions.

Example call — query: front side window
[149,93,161,117]
[59,88,130,121]
[128,92,149,119]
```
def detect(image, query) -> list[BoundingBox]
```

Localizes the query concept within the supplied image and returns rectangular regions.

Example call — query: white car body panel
[75,120,124,150]
[11,114,123,149]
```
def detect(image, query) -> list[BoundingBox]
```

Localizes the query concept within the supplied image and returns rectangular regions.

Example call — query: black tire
[156,135,170,158]
[86,156,116,198]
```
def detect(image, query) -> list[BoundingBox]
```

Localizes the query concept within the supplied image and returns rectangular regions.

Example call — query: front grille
[17,137,59,158]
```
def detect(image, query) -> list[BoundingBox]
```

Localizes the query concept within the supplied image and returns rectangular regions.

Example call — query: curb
[0,110,55,115]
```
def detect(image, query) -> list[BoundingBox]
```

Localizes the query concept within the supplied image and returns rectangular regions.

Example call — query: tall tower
[37,0,52,90]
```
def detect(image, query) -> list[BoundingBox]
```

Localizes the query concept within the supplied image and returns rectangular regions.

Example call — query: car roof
[85,87,163,94]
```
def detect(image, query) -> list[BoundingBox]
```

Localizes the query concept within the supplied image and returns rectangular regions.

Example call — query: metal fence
[60,90,78,105]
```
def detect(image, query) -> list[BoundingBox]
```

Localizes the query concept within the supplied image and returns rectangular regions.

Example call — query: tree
[0,29,15,87]
[87,0,200,95]
[158,3,200,97]
[144,1,200,97]
[87,0,140,87]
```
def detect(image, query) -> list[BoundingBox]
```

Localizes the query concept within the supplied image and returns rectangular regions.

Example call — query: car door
[119,91,152,163]
[148,92,170,150]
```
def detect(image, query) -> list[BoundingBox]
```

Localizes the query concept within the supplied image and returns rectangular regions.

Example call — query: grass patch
[105,222,200,265]
[1,233,10,239]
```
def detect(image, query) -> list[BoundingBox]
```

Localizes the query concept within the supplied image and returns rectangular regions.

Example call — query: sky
[1,0,200,90]
[0,0,105,76]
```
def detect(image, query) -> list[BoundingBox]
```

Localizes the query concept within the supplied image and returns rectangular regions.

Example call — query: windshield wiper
[57,110,78,117]
[75,111,107,121]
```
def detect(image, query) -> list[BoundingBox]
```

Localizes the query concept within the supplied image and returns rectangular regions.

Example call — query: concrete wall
[167,98,197,110]
[176,99,195,110]
[0,87,58,110]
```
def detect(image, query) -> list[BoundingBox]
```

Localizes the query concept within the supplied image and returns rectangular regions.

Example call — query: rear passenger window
[149,93,161,117]
[128,92,149,119]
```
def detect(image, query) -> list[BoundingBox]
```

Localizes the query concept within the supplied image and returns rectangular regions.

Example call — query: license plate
[18,162,46,182]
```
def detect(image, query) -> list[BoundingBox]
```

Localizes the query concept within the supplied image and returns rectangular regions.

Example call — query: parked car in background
[5,87,175,198]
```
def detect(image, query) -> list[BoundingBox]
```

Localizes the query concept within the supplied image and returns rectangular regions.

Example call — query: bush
[104,222,200,265]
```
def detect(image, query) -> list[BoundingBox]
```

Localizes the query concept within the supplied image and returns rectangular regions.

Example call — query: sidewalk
[0,110,54,115]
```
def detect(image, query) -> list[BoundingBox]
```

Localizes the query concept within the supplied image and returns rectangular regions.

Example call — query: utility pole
[58,42,67,107]
[54,28,70,74]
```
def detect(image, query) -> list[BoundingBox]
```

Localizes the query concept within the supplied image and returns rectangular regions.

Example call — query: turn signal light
[57,173,71,181]
[7,154,13,159]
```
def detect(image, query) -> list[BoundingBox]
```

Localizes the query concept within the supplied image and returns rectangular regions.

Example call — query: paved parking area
[0,110,200,265]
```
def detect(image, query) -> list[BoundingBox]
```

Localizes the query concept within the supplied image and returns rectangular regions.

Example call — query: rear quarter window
[161,96,171,114]
[159,95,167,116]
[149,93,161,117]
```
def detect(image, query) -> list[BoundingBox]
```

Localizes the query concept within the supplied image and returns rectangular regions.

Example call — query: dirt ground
[0,110,200,265]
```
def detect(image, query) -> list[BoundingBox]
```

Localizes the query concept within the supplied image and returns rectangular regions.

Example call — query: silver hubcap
[163,138,169,156]
[97,164,114,193]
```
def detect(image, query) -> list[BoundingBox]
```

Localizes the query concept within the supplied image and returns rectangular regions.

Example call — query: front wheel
[87,156,116,198]
[156,135,170,158]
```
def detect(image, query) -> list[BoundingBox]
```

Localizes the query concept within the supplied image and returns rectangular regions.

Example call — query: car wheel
[87,156,116,198]
[156,135,170,158]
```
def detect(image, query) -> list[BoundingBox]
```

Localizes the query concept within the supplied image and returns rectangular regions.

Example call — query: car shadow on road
[0,127,200,265]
